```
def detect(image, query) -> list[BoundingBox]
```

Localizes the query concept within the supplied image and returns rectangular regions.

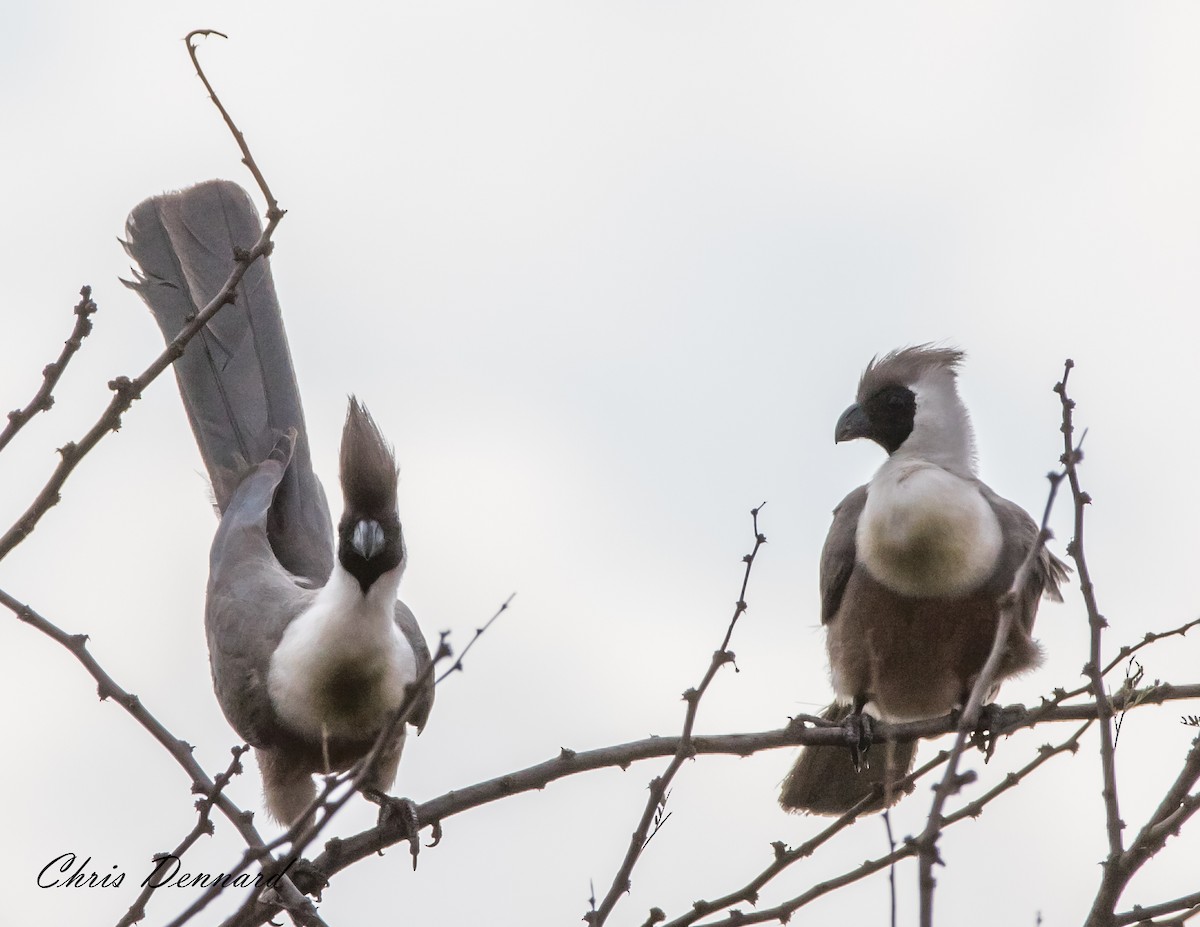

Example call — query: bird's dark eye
[887,392,908,408]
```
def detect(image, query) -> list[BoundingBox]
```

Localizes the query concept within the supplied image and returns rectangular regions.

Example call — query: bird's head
[835,344,976,475]
[336,397,405,594]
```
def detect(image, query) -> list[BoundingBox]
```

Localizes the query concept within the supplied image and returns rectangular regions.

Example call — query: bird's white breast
[856,460,1002,598]
[267,567,417,741]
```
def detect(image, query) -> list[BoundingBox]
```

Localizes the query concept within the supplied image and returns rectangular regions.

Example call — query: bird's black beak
[351,519,386,560]
[835,403,872,444]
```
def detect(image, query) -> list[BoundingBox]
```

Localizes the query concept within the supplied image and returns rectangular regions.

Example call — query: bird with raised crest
[124,180,433,825]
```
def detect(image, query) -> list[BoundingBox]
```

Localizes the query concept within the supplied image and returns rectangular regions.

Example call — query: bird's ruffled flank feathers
[857,344,965,404]
[340,398,399,514]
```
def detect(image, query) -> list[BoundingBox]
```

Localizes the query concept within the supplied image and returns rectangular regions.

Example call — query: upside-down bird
[124,180,434,824]
[780,345,1066,815]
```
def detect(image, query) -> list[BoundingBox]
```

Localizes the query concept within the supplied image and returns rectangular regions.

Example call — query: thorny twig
[185,30,282,222]
[248,680,1200,910]
[1054,359,1127,918]
[114,746,251,927]
[914,448,1066,926]
[583,505,767,927]
[0,286,98,454]
[1084,734,1200,926]
[0,589,323,925]
[1115,890,1200,926]
[685,721,1093,927]
[655,750,955,927]
[2,26,317,925]
[1023,615,1200,730]
[0,33,284,564]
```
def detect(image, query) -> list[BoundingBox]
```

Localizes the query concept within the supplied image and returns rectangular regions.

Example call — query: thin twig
[1115,891,1200,926]
[656,750,954,927]
[185,31,282,221]
[0,286,98,454]
[584,505,768,927]
[1085,734,1200,926]
[114,746,250,927]
[1056,359,1126,906]
[1023,615,1200,728]
[0,30,284,563]
[0,589,321,923]
[687,721,1091,927]
[915,459,1065,926]
[2,36,305,903]
[883,810,898,927]
[278,681,1200,903]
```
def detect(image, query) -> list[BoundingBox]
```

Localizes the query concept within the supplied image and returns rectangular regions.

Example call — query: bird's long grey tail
[123,179,333,584]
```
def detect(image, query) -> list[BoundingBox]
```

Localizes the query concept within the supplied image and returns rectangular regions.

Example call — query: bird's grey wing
[205,439,316,747]
[977,482,1070,634]
[123,179,333,585]
[819,486,868,625]
[394,600,435,732]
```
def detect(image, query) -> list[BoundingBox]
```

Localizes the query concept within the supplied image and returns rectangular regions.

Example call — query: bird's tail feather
[779,703,916,816]
[123,179,333,583]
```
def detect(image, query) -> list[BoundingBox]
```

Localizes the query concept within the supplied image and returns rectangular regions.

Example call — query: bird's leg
[972,702,1025,762]
[952,687,1025,762]
[844,694,874,773]
[362,788,422,870]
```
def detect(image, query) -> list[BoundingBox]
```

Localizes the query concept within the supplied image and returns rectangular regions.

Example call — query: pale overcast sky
[2,3,1199,925]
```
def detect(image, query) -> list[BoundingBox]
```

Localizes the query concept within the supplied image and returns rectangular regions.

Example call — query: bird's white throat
[893,369,978,478]
[267,564,417,742]
[856,459,1002,598]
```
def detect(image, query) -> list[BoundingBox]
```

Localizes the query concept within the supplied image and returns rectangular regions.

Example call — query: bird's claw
[287,858,330,900]
[844,711,875,772]
[970,702,1023,762]
[362,789,422,870]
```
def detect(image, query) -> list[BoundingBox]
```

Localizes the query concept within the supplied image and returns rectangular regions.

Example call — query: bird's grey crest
[340,398,399,516]
[856,344,965,402]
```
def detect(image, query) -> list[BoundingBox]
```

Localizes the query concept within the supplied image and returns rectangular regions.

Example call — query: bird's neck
[328,555,404,619]
[890,372,977,477]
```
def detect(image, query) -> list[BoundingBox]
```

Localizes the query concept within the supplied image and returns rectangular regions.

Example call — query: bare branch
[0,286,97,454]
[687,721,1091,927]
[1024,615,1200,729]
[585,505,768,927]
[271,684,1200,921]
[657,750,955,927]
[184,31,282,220]
[1086,734,1200,926]
[0,588,320,921]
[0,31,285,564]
[114,746,250,927]
[1115,890,1200,926]
[915,453,1066,925]
[1054,358,1129,916]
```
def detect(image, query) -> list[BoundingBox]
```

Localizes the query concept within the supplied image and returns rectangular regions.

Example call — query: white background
[2,3,1198,925]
